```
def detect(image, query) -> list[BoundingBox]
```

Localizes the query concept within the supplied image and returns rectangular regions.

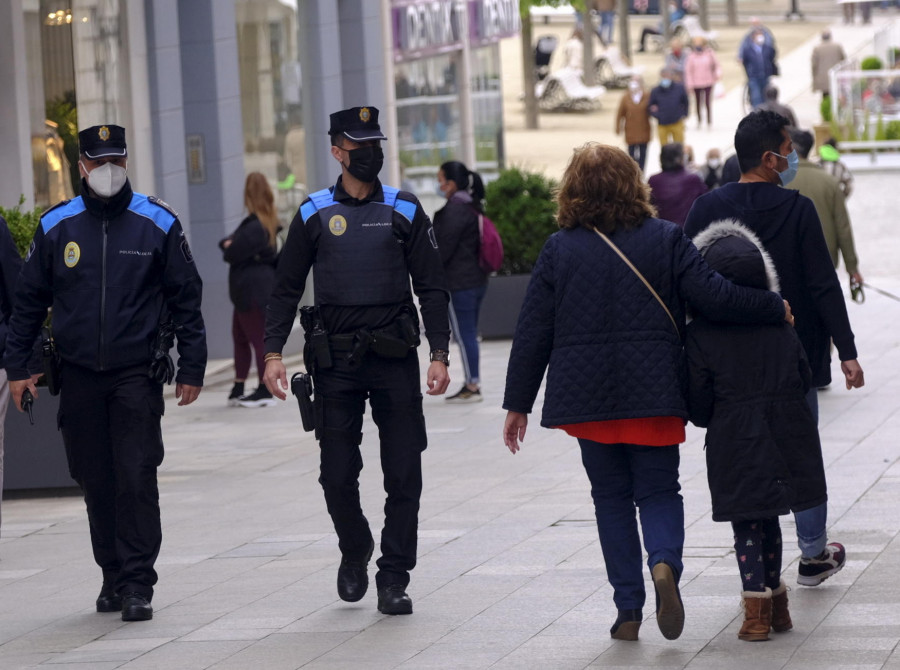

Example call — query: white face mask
[708,158,721,169]
[82,161,127,198]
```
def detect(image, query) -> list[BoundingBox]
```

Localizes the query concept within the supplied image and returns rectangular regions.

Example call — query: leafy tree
[0,195,43,259]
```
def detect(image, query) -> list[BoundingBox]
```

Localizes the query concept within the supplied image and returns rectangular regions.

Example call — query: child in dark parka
[685,219,828,642]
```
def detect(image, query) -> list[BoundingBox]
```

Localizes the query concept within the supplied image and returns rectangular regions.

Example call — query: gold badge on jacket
[328,215,347,236]
[64,241,80,267]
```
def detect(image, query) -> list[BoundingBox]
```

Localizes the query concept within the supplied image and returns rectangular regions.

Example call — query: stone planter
[3,392,75,491]
[479,273,532,340]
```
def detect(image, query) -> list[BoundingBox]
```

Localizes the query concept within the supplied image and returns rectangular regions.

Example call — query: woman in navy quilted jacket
[433,161,489,404]
[501,144,790,642]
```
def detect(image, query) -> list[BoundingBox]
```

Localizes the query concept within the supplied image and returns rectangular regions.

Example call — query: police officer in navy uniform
[263,106,451,615]
[5,124,207,622]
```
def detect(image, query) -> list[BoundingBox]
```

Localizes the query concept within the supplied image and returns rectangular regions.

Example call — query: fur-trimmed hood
[692,219,780,293]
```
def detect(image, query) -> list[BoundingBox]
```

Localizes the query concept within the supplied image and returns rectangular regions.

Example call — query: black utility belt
[329,329,415,360]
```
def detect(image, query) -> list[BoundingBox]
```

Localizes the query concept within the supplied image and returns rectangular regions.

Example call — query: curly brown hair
[556,143,656,234]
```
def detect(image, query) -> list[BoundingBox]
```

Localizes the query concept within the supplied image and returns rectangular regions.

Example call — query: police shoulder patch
[40,199,72,218]
[179,232,194,264]
[147,195,179,218]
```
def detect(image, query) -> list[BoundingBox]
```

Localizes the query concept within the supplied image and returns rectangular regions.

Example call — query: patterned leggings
[731,518,782,592]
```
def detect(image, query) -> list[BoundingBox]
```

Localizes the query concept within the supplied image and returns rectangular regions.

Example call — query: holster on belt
[290,372,316,432]
[300,305,332,370]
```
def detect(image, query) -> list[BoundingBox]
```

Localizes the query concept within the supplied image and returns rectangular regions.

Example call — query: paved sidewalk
[3,9,900,670]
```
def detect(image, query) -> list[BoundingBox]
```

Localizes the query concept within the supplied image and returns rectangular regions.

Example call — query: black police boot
[96,578,122,613]
[337,540,375,602]
[121,592,153,622]
[377,584,413,615]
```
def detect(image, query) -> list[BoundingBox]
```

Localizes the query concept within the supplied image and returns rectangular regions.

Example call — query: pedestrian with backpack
[434,161,492,403]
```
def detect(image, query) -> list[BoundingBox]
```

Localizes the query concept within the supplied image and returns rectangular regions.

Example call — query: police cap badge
[328,106,387,142]
[78,124,128,159]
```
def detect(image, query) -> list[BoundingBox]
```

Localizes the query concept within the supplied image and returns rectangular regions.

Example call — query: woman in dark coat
[686,220,826,642]
[502,144,788,642]
[433,161,489,403]
[220,172,280,407]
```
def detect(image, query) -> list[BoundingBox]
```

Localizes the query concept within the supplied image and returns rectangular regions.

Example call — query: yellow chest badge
[64,242,81,268]
[328,215,348,236]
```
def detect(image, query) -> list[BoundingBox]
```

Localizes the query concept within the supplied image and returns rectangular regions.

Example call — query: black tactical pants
[314,350,427,589]
[59,363,165,600]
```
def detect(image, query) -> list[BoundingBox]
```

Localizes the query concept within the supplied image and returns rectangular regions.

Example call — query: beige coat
[811,41,846,93]
[616,91,652,145]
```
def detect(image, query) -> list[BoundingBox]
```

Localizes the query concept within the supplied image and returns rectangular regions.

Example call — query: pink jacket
[684,48,721,90]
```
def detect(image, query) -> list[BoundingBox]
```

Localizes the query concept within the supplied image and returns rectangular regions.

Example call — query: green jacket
[788,159,858,275]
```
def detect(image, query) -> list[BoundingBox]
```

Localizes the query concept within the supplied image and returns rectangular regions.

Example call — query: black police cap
[78,124,128,159]
[328,106,387,142]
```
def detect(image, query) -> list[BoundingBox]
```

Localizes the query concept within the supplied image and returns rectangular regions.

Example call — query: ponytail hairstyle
[243,172,279,248]
[440,160,485,213]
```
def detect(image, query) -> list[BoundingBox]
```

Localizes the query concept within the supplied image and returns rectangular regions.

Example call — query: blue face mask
[660,78,672,88]
[771,149,799,186]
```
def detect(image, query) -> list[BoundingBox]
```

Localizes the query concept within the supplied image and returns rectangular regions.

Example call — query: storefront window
[395,54,463,194]
[470,45,502,176]
[235,0,304,223]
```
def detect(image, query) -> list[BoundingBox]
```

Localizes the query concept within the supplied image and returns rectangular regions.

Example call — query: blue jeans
[448,285,486,385]
[748,76,769,108]
[579,440,684,611]
[599,11,615,45]
[795,385,827,558]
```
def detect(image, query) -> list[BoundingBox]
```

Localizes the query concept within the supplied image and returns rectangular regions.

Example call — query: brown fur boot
[771,580,793,632]
[738,588,772,641]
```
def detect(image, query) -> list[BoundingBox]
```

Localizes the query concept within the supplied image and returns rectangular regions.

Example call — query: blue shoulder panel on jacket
[302,188,336,223]
[129,193,176,233]
[391,191,418,223]
[41,198,85,233]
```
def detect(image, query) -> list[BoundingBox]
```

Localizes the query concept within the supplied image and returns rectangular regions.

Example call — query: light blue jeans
[795,386,827,559]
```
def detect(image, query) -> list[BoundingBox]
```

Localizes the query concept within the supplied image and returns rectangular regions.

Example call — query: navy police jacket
[266,177,450,354]
[5,180,207,386]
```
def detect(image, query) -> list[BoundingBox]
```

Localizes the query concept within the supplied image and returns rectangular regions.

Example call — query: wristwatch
[429,349,450,366]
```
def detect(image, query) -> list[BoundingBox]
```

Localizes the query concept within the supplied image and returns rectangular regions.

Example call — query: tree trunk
[726,0,738,26]
[522,15,539,130]
[617,0,631,60]
[583,14,596,85]
[698,0,709,31]
[661,0,671,40]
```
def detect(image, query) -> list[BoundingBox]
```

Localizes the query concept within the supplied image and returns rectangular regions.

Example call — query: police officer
[263,106,451,615]
[5,124,207,622]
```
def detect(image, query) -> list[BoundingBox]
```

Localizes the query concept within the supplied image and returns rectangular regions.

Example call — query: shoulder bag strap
[593,229,680,335]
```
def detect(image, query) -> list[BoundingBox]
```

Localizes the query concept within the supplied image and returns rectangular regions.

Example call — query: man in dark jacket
[649,67,689,147]
[739,27,778,108]
[684,110,863,589]
[648,143,708,227]
[5,124,207,622]
[0,216,23,534]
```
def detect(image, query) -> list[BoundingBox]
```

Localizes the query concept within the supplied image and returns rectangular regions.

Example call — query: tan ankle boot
[738,588,772,641]
[771,580,792,632]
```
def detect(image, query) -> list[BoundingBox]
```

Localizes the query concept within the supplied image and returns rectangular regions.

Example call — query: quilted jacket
[502,220,785,428]
[686,221,827,521]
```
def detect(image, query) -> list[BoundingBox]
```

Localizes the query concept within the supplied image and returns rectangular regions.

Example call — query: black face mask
[345,145,384,183]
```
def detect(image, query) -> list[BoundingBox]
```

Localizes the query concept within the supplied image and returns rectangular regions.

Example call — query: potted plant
[1,196,75,492]
[814,97,833,150]
[480,167,558,338]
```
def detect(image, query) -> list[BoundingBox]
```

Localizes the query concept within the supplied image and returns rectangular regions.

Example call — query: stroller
[534,35,558,82]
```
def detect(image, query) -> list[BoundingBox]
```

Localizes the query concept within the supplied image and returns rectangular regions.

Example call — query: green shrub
[861,56,884,71]
[0,195,43,259]
[484,167,558,275]
[886,121,900,141]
